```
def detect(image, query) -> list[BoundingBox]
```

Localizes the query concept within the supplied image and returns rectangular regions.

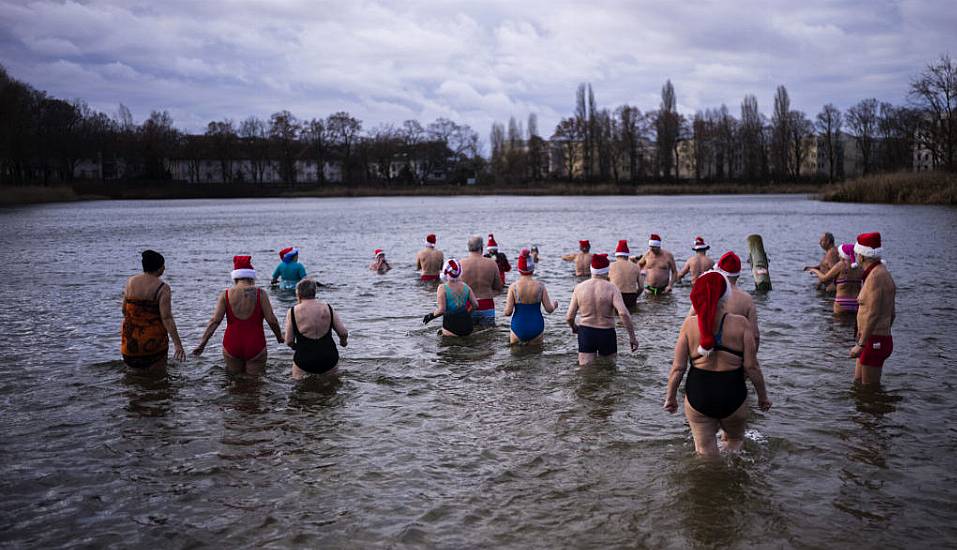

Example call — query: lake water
[1,195,955,548]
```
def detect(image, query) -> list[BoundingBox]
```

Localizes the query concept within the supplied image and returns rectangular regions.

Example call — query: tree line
[0,64,483,186]
[489,54,956,184]
[1,54,954,187]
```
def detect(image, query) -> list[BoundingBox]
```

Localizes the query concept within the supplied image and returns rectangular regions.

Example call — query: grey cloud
[0,0,954,138]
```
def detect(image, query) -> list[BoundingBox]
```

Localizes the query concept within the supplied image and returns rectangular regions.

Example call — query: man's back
[461,255,500,300]
[417,248,444,275]
[570,278,623,329]
[610,260,640,293]
[858,264,896,333]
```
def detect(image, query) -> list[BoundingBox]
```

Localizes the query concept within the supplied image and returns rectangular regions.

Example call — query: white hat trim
[854,243,882,258]
[648,239,661,247]
[590,266,610,276]
[231,268,256,279]
[614,251,630,256]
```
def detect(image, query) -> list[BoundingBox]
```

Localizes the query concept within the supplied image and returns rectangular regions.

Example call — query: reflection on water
[1,195,956,547]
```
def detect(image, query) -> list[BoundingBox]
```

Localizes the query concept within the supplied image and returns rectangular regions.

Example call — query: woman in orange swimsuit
[121,250,185,370]
[192,256,284,374]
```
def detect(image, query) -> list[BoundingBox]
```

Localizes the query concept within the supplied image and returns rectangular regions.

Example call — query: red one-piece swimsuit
[223,288,267,360]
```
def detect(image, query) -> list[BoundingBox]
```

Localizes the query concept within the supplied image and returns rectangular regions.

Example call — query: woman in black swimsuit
[283,279,348,379]
[664,271,771,456]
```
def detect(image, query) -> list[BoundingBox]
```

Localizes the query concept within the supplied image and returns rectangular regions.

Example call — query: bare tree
[575,84,591,180]
[326,111,361,184]
[846,98,879,176]
[551,117,579,180]
[268,110,301,183]
[205,119,236,183]
[489,122,506,179]
[909,54,957,172]
[788,110,814,178]
[739,94,765,181]
[526,113,546,180]
[771,85,792,178]
[816,104,843,182]
[239,116,268,183]
[301,118,332,183]
[656,80,679,180]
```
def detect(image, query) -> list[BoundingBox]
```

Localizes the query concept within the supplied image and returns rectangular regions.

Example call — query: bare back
[682,313,752,371]
[567,278,626,329]
[460,254,501,300]
[417,248,444,276]
[685,255,714,284]
[609,258,641,293]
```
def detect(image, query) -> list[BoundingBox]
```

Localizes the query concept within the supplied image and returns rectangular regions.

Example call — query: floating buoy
[747,234,772,291]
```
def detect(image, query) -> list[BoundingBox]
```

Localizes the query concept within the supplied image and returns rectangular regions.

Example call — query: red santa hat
[442,258,462,280]
[279,246,293,260]
[615,239,630,256]
[690,271,731,357]
[714,251,741,278]
[649,234,662,248]
[425,233,436,248]
[518,247,535,274]
[231,255,256,280]
[590,253,610,275]
[487,234,498,250]
[854,232,882,258]
[579,239,590,251]
[373,248,384,258]
[692,236,709,251]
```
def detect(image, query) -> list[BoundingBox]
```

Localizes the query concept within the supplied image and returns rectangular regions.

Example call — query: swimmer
[664,271,771,457]
[483,234,511,287]
[193,256,284,375]
[561,240,593,276]
[530,244,540,263]
[609,239,641,309]
[271,247,307,290]
[416,233,444,281]
[850,232,896,385]
[504,248,559,345]
[803,232,840,291]
[638,234,678,295]
[675,236,715,286]
[461,234,503,327]
[369,248,392,274]
[714,251,761,350]
[423,258,480,337]
[121,250,186,370]
[284,279,348,379]
[566,253,639,366]
[809,243,863,315]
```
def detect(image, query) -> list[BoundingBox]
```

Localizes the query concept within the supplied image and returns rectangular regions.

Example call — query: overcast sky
[1,0,954,138]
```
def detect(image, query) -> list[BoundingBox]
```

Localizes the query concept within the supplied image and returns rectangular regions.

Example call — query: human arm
[491,266,503,291]
[565,290,579,333]
[331,308,348,347]
[810,262,842,284]
[561,253,576,262]
[666,255,678,292]
[424,285,446,323]
[742,326,771,410]
[284,308,295,347]
[613,290,638,351]
[500,254,511,272]
[157,284,185,362]
[271,264,281,285]
[503,284,516,316]
[748,302,760,350]
[664,320,690,413]
[541,285,558,313]
[415,253,423,271]
[260,291,284,343]
[675,259,691,283]
[192,291,227,355]
[851,281,879,357]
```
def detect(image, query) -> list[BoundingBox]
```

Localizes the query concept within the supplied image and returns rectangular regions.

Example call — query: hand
[276,333,284,344]
[569,323,578,334]
[339,336,348,348]
[663,396,678,414]
[758,398,772,411]
[802,266,812,272]
[173,344,186,362]
[664,286,672,294]
[552,300,559,310]
[630,337,639,352]
[191,344,205,356]
[850,344,862,358]
[423,312,436,324]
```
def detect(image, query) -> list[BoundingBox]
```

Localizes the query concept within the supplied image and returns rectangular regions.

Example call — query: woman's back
[512,278,543,305]
[444,282,471,313]
[686,312,749,371]
[227,286,263,321]
[291,300,333,339]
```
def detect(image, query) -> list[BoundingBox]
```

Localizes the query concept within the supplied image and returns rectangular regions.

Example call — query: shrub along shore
[819,171,957,205]
[2,180,825,206]
[2,173,954,206]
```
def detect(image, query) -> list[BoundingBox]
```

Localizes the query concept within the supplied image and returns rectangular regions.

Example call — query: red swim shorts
[860,335,893,368]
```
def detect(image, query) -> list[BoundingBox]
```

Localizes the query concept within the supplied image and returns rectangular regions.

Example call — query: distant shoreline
[1,181,826,206]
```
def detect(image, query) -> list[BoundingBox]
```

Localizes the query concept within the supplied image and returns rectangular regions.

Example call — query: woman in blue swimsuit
[504,248,559,345]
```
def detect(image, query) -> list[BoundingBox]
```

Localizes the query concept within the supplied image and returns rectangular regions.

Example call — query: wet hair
[296,278,317,299]
[823,232,835,246]
[467,235,483,252]
[142,250,164,273]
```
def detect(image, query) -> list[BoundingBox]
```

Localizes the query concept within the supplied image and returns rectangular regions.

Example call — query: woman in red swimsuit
[193,256,284,374]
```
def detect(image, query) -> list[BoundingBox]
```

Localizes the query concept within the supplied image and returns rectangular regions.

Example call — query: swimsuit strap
[322,304,335,339]
[224,289,233,318]
[152,282,167,303]
[290,307,300,338]
[715,313,728,345]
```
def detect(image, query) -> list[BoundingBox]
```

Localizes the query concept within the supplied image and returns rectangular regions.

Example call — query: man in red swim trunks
[416,233,444,281]
[850,232,896,385]
[461,234,503,327]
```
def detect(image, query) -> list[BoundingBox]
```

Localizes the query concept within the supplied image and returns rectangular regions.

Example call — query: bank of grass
[2,179,824,206]
[820,171,957,205]
[0,185,80,206]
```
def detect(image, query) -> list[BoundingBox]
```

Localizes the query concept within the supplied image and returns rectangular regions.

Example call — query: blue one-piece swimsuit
[511,286,545,341]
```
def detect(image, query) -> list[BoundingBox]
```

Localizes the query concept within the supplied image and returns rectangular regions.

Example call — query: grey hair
[467,234,483,252]
[296,278,317,299]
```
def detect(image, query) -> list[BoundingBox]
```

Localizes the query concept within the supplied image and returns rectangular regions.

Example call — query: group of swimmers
[120,229,895,456]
